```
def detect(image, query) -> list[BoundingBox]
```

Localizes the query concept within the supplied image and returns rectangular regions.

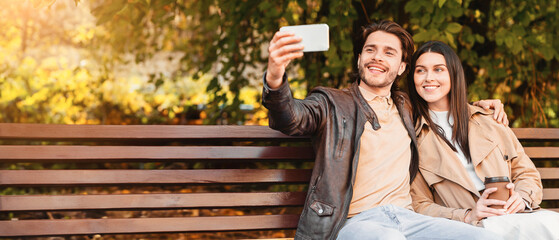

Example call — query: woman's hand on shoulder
[472,99,509,126]
[465,187,507,224]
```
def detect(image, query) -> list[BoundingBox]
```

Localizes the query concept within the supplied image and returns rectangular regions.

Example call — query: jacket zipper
[337,118,347,159]
[331,131,361,239]
[300,172,322,220]
[311,173,322,192]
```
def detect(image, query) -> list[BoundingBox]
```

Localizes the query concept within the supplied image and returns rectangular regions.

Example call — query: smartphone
[279,24,329,52]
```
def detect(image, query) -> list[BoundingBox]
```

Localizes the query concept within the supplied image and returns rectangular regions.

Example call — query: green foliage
[0,1,214,124]
[87,0,359,124]
[1,0,557,127]
[88,0,556,127]
[406,0,558,127]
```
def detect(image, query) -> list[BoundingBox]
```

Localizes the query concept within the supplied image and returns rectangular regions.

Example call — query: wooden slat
[0,124,556,141]
[537,168,559,180]
[0,146,314,162]
[0,169,312,186]
[0,192,306,211]
[0,215,300,237]
[543,188,559,200]
[3,188,548,211]
[512,128,559,141]
[524,147,559,159]
[0,123,306,140]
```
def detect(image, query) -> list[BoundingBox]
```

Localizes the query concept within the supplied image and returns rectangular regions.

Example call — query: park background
[1,0,557,127]
[0,0,557,239]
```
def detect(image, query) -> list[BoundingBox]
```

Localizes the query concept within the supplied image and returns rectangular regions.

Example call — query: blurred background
[0,1,557,239]
[0,0,557,127]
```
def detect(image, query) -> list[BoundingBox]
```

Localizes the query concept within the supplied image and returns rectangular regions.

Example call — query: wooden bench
[0,123,557,238]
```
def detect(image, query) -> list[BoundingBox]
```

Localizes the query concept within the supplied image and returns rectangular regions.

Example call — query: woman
[407,41,559,239]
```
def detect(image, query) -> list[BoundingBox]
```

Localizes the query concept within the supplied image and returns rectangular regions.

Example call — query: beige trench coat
[410,105,542,224]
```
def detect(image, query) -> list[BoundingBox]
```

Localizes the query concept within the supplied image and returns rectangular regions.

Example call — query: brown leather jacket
[262,74,419,240]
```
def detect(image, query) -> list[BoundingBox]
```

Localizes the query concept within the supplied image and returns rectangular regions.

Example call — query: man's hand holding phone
[266,31,304,89]
[266,24,329,89]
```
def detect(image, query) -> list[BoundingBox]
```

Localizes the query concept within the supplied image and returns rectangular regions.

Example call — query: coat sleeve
[410,172,470,223]
[262,72,328,136]
[504,126,543,209]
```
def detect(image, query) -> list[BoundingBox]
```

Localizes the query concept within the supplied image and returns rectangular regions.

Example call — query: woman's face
[413,52,451,111]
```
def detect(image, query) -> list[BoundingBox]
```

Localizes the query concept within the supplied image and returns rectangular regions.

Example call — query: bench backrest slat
[0,146,553,161]
[524,147,559,159]
[0,192,307,211]
[0,215,300,237]
[0,124,302,140]
[544,189,559,201]
[0,146,314,161]
[0,169,313,185]
[512,128,559,141]
[537,168,559,180]
[0,124,556,140]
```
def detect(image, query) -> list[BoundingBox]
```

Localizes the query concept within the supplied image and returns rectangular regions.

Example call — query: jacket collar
[358,85,393,105]
[351,82,381,130]
[417,105,496,196]
[416,104,493,136]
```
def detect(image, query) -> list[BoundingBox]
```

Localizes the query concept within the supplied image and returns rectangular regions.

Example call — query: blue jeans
[336,205,502,240]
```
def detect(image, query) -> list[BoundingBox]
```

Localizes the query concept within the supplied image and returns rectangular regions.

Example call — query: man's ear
[398,62,407,76]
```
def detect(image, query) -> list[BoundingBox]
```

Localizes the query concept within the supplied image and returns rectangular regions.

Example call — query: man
[263,20,503,239]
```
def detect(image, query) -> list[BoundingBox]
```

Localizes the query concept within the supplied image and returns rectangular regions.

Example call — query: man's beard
[358,63,398,89]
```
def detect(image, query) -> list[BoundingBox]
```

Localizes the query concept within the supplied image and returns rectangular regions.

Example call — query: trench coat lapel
[467,105,498,182]
[417,117,480,196]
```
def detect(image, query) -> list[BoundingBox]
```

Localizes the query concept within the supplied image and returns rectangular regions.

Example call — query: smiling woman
[407,41,559,240]
[413,52,452,111]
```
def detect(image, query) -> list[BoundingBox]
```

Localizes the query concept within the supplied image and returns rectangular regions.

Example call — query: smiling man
[357,30,407,95]
[263,20,503,240]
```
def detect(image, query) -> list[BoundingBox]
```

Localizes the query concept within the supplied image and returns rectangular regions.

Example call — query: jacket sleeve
[262,72,328,136]
[504,126,543,209]
[410,172,470,223]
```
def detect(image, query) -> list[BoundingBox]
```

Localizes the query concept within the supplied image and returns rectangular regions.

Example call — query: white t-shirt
[429,110,485,191]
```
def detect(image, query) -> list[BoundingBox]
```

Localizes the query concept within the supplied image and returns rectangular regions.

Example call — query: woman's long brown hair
[406,41,472,162]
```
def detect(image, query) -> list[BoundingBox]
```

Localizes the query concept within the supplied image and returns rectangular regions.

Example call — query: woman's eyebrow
[414,63,446,69]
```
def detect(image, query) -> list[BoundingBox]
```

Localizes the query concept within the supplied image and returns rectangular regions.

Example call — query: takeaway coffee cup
[484,176,510,209]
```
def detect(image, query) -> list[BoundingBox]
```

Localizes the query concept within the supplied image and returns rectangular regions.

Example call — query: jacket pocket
[498,143,518,162]
[495,144,517,178]
[299,171,322,219]
[310,200,335,216]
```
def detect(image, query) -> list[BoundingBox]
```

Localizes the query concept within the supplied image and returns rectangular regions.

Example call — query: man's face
[358,31,407,95]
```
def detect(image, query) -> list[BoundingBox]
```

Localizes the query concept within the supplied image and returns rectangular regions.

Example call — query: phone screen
[279,24,329,52]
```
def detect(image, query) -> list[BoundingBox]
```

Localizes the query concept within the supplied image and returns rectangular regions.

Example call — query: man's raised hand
[266,31,304,89]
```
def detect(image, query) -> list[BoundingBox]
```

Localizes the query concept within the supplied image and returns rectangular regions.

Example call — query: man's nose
[370,52,383,62]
